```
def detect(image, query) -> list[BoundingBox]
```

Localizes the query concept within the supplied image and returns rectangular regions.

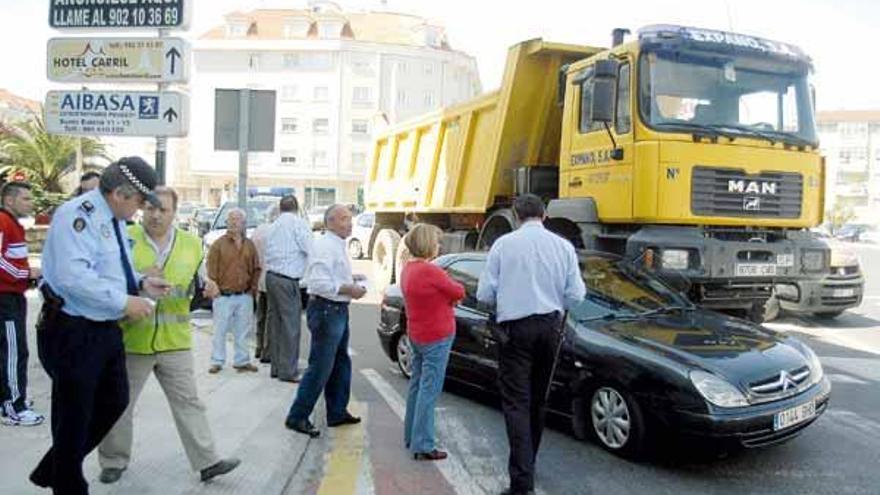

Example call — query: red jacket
[0,209,30,294]
[401,260,465,345]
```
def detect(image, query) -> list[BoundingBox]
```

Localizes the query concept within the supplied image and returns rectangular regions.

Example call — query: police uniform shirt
[42,189,139,322]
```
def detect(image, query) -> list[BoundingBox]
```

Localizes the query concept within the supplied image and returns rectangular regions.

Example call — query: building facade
[817,110,880,222]
[175,2,481,209]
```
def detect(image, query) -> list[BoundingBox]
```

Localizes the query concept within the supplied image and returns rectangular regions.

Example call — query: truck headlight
[802,250,825,272]
[690,370,748,408]
[661,249,690,270]
[830,248,859,268]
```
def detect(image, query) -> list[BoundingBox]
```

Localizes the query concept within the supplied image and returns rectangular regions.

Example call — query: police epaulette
[78,201,95,215]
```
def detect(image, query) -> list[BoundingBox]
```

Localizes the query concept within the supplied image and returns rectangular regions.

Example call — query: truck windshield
[639,49,817,146]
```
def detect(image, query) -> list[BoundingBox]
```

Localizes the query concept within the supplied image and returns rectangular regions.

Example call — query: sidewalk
[0,292,322,494]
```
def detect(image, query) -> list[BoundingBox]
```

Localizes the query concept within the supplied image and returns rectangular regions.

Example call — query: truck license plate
[833,288,856,298]
[774,400,816,431]
[736,264,777,277]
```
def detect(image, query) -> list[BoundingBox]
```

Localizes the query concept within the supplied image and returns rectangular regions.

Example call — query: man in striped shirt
[0,182,44,426]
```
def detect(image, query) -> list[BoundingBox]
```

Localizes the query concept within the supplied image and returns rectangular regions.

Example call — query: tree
[826,202,856,234]
[0,113,108,194]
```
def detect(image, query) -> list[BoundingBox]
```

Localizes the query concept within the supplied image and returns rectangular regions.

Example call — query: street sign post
[44,90,188,138]
[49,0,190,30]
[47,37,189,83]
[213,89,277,209]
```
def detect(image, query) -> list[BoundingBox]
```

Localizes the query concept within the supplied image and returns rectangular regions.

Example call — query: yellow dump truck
[364,25,829,319]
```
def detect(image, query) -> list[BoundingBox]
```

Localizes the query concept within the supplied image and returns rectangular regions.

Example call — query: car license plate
[776,254,794,267]
[833,288,856,298]
[774,400,816,431]
[736,263,777,277]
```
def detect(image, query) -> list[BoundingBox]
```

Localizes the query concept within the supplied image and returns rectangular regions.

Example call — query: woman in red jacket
[401,224,464,461]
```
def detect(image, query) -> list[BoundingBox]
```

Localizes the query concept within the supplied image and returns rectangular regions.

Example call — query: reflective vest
[122,225,202,355]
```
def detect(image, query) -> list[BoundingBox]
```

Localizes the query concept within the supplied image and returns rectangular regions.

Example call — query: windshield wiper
[575,304,694,324]
[751,128,817,149]
[653,122,737,141]
[704,123,780,145]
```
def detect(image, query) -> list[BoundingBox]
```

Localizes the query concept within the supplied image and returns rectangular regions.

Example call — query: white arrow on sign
[44,90,189,138]
[47,38,189,83]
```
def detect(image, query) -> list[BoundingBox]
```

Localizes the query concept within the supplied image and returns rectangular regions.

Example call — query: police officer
[29,157,171,495]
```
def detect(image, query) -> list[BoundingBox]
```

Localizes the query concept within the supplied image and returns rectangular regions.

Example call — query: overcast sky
[1,0,876,110]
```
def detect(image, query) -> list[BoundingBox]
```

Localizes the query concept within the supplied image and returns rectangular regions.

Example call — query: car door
[443,258,500,386]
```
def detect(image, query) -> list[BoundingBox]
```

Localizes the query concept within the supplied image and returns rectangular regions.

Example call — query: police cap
[109,156,161,207]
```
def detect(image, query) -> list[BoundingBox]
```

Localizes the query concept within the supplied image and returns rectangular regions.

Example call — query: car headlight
[830,248,859,269]
[661,249,690,270]
[802,345,824,384]
[802,250,826,272]
[690,370,749,408]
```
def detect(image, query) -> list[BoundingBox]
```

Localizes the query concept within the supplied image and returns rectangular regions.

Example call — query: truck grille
[748,365,811,403]
[691,167,803,219]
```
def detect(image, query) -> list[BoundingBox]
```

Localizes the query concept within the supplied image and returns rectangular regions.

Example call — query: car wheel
[590,385,646,458]
[395,333,414,379]
[348,239,363,259]
[813,311,844,319]
[373,229,401,291]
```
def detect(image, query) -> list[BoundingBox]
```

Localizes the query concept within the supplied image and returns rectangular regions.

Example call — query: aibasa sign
[49,0,189,30]
[47,37,188,83]
[44,90,188,137]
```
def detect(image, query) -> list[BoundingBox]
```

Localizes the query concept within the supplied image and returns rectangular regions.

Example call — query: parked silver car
[347,212,375,259]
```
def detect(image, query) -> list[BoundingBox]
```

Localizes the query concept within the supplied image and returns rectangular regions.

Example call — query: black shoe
[413,449,448,461]
[29,469,51,489]
[500,489,535,495]
[200,458,241,482]
[260,357,271,364]
[278,374,301,383]
[327,413,361,427]
[99,467,126,484]
[286,419,320,438]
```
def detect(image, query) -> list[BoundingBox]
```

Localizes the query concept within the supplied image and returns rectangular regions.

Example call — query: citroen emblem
[780,370,796,391]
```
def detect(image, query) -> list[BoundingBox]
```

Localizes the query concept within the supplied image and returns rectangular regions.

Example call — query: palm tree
[0,113,108,193]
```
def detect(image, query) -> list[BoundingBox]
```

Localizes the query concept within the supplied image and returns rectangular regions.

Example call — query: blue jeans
[404,335,453,454]
[211,294,254,367]
[286,298,352,424]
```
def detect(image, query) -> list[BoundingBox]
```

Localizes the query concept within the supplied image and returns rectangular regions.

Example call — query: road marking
[765,322,880,356]
[360,368,489,495]
[827,373,870,385]
[317,401,368,495]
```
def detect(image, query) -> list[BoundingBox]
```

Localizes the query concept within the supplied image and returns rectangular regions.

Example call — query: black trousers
[499,312,562,493]
[30,308,129,495]
[0,292,28,414]
[255,290,269,359]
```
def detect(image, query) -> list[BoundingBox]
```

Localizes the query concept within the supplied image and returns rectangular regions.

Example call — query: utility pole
[155,27,169,185]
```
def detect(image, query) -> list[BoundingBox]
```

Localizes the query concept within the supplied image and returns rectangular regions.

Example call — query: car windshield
[213,201,274,229]
[639,48,817,145]
[569,257,689,321]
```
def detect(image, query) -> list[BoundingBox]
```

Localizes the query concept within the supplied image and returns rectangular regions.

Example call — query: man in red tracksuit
[0,182,43,427]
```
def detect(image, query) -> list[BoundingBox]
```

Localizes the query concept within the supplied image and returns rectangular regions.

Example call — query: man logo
[744,196,761,211]
[728,180,778,195]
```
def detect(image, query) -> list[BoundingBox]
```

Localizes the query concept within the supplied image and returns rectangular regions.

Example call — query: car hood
[581,309,810,389]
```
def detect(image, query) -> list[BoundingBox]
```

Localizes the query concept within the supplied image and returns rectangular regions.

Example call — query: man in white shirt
[285,204,366,438]
[263,195,312,382]
[476,194,586,495]
[251,204,279,363]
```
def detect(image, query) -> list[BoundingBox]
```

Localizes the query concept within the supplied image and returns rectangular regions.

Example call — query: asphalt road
[3,254,879,495]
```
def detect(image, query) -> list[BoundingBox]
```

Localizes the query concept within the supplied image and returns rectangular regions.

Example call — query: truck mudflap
[622,225,829,310]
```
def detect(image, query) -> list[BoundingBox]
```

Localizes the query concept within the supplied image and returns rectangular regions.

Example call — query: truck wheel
[763,296,781,322]
[477,208,516,250]
[373,229,401,291]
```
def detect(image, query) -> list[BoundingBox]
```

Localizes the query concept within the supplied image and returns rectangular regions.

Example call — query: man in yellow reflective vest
[97,187,240,484]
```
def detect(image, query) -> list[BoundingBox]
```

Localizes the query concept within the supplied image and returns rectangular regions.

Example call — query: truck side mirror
[590,59,618,123]
[591,78,616,123]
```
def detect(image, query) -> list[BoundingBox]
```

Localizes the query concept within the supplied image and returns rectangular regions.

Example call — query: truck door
[562,60,635,222]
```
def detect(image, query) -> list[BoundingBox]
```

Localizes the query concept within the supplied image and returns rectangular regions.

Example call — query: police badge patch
[73,217,87,232]
[78,201,95,215]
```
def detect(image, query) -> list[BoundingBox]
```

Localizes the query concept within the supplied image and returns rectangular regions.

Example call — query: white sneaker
[1,408,44,427]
